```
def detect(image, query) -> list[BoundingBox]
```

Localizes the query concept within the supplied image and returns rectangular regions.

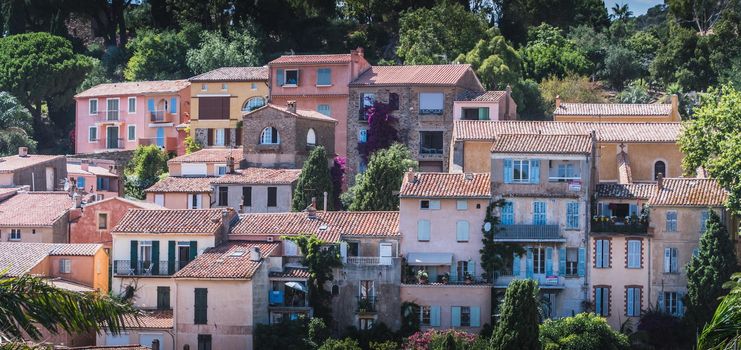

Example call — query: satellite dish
[484,222,492,232]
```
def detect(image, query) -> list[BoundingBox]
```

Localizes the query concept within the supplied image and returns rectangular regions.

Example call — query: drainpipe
[31,172,35,191]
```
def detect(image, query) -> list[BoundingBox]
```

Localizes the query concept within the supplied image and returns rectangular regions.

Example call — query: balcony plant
[417,269,429,284]
[464,272,474,284]
[440,272,450,284]
[358,297,372,313]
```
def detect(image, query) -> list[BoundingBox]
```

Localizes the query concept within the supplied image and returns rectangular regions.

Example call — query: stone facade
[194,127,241,148]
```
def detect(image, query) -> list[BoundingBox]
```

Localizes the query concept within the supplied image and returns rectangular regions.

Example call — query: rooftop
[0,154,63,174]
[0,243,102,276]
[174,242,279,279]
[459,90,507,102]
[211,168,301,185]
[648,178,728,207]
[144,176,215,193]
[82,196,164,210]
[350,64,476,86]
[122,309,173,329]
[168,148,243,163]
[269,267,310,279]
[490,134,593,154]
[67,163,116,177]
[399,172,491,198]
[0,192,74,227]
[269,53,352,65]
[189,66,269,82]
[596,183,657,199]
[75,80,189,98]
[246,104,337,123]
[554,102,672,116]
[231,211,400,242]
[113,209,233,235]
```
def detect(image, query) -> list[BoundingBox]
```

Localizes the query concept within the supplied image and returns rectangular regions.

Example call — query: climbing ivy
[480,200,525,282]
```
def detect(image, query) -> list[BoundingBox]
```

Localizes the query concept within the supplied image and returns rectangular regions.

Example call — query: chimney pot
[307,197,317,219]
[555,95,562,109]
[226,156,235,174]
[250,247,261,261]
[286,101,297,113]
[405,168,416,184]
[18,147,28,157]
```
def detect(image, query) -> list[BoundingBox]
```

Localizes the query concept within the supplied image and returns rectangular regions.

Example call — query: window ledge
[316,84,333,87]
[282,84,298,88]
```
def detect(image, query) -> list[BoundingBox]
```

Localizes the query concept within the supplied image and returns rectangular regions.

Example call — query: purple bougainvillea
[358,101,399,161]
[330,156,346,209]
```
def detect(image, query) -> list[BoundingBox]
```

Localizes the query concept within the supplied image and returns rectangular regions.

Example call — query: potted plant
[464,272,473,284]
[358,297,371,313]
[441,273,450,284]
[417,269,429,284]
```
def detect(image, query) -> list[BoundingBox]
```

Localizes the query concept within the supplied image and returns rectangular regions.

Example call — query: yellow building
[188,67,269,148]
[553,95,681,122]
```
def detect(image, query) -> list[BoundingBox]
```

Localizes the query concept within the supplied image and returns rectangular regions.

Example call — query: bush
[539,313,630,350]
[319,338,362,350]
[404,329,480,350]
[254,318,311,350]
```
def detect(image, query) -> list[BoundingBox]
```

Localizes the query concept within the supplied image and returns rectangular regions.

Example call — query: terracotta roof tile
[0,154,63,174]
[269,54,352,65]
[48,243,103,256]
[113,209,232,234]
[75,80,189,98]
[453,120,682,143]
[489,134,592,154]
[189,67,268,82]
[596,183,657,199]
[0,192,73,227]
[245,104,337,123]
[83,196,164,210]
[169,148,243,163]
[144,176,214,193]
[554,103,672,116]
[460,90,507,102]
[0,243,101,276]
[231,211,400,242]
[648,178,728,206]
[351,65,474,86]
[67,163,116,177]
[122,309,173,329]
[174,242,278,279]
[269,267,310,279]
[211,168,301,185]
[399,172,491,198]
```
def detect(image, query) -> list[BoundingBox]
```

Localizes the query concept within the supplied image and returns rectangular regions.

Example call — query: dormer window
[284,70,299,86]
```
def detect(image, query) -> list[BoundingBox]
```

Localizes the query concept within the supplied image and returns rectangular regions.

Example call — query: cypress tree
[490,279,541,350]
[348,144,416,211]
[291,146,334,211]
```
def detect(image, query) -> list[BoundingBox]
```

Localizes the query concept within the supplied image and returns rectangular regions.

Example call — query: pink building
[74,80,191,155]
[67,159,121,200]
[268,49,371,158]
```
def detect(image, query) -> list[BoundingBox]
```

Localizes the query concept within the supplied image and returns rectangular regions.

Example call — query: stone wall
[194,127,240,148]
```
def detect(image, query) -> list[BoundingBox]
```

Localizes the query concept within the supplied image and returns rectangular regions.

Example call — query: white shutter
[187,194,193,209]
[664,248,671,273]
[154,194,164,206]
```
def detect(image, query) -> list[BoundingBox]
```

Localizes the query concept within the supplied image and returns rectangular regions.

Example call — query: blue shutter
[417,220,430,241]
[546,247,553,276]
[558,247,566,276]
[450,262,458,282]
[629,204,638,217]
[470,307,481,327]
[513,253,521,277]
[451,307,461,327]
[170,97,177,113]
[502,202,514,225]
[430,306,441,327]
[147,98,155,112]
[677,293,684,316]
[478,107,489,120]
[96,177,103,190]
[534,202,546,225]
[530,159,540,183]
[77,177,85,189]
[700,210,709,232]
[526,248,534,278]
[595,288,603,315]
[658,293,665,312]
[276,69,284,86]
[467,260,475,279]
[627,288,635,316]
[578,247,586,276]
[596,240,604,268]
[156,127,165,147]
[503,159,513,184]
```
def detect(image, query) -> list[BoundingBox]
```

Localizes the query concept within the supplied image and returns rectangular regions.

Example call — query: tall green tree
[348,144,416,211]
[698,272,741,349]
[666,0,737,34]
[455,29,522,90]
[285,235,341,324]
[650,22,714,91]
[186,28,263,75]
[540,313,630,350]
[601,45,642,89]
[490,279,541,350]
[685,210,738,330]
[611,3,633,22]
[124,28,197,81]
[679,85,741,213]
[519,24,592,82]
[124,145,169,199]
[0,92,36,156]
[292,146,334,211]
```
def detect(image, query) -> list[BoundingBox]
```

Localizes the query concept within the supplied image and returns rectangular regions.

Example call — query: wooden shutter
[235,126,242,146]
[198,97,226,120]
[470,307,481,327]
[451,306,461,327]
[194,288,208,324]
[224,128,231,146]
[271,127,278,143]
[242,187,252,207]
[503,159,513,183]
[267,187,277,207]
[130,241,138,271]
[207,129,214,146]
[170,97,177,113]
[513,253,521,276]
[276,69,284,86]
[530,159,540,183]
[221,96,230,119]
[189,241,198,261]
[168,241,176,274]
[526,248,534,278]
[578,247,586,276]
[430,306,441,327]
[151,241,160,275]
[558,248,566,276]
[545,247,553,275]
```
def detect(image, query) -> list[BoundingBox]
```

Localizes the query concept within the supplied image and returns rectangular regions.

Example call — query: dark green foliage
[539,313,630,350]
[318,338,362,350]
[400,301,421,337]
[343,322,398,349]
[254,318,312,350]
[650,23,715,91]
[124,145,169,199]
[519,24,592,82]
[601,45,642,89]
[124,28,197,80]
[455,29,522,90]
[635,308,692,350]
[307,317,330,348]
[186,27,263,74]
[685,210,738,330]
[348,144,416,211]
[0,92,36,156]
[490,279,541,350]
[292,146,335,211]
[285,235,342,323]
[698,273,741,349]
[480,201,525,283]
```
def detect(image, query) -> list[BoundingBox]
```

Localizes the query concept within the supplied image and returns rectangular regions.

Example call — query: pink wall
[401,284,491,330]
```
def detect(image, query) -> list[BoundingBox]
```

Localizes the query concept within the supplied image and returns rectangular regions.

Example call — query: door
[107,126,119,149]
[156,127,165,147]
[154,194,164,206]
[178,244,190,269]
[45,167,54,191]
[379,243,393,266]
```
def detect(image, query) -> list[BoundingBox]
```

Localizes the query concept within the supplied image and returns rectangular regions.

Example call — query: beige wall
[459,142,492,174]
[598,143,683,182]
[48,253,109,293]
[96,329,174,350]
[146,192,213,209]
[0,226,57,243]
[190,81,269,130]
[212,183,293,213]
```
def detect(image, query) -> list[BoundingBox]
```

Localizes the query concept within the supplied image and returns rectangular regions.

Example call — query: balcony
[94,110,125,123]
[113,260,184,276]
[357,296,377,313]
[494,225,565,242]
[98,138,124,150]
[345,256,396,266]
[149,110,174,123]
[591,217,648,234]
[139,137,178,151]
[493,274,566,289]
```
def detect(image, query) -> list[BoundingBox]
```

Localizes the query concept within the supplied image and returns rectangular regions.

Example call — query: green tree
[651,22,714,91]
[679,85,741,213]
[666,0,737,34]
[490,279,541,350]
[567,25,609,79]
[124,29,195,81]
[307,317,330,348]
[124,145,169,199]
[78,58,113,94]
[617,80,652,103]
[396,2,488,64]
[539,75,606,114]
[539,313,630,350]
[611,3,633,22]
[685,210,738,330]
[625,31,661,74]
[183,126,202,154]
[480,201,524,282]
[348,144,416,211]
[254,318,311,350]
[285,235,341,323]
[520,24,592,82]
[292,146,334,211]
[698,273,741,349]
[0,92,36,156]
[601,45,642,89]
[186,28,263,75]
[319,338,362,350]
[455,30,522,90]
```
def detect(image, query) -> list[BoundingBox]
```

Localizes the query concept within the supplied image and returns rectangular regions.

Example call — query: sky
[606,0,664,16]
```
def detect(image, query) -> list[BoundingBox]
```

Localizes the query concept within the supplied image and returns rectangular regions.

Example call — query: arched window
[306,128,316,146]
[243,97,266,112]
[260,127,279,144]
[654,160,666,179]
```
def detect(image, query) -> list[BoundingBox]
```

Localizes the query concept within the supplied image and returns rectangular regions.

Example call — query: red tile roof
[269,267,310,279]
[122,309,173,329]
[189,67,269,82]
[453,120,682,143]
[0,243,102,276]
[75,80,189,98]
[245,104,337,123]
[211,168,301,185]
[174,242,278,279]
[554,103,672,116]
[0,154,63,173]
[169,148,243,163]
[350,65,475,86]
[648,178,728,207]
[489,134,593,154]
[83,196,164,210]
[596,183,657,199]
[461,90,507,102]
[67,163,116,177]
[0,192,73,227]
[230,211,400,242]
[269,54,352,65]
[399,172,491,198]
[113,209,232,234]
[144,176,214,193]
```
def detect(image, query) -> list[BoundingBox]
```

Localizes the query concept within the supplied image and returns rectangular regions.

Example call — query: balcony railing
[149,110,173,123]
[345,256,396,266]
[420,108,444,115]
[113,260,184,276]
[99,138,124,149]
[357,296,377,313]
[591,217,648,234]
[95,110,123,122]
[139,137,178,151]
[419,147,444,155]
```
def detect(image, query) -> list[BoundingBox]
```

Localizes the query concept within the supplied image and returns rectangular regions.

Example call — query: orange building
[70,196,163,249]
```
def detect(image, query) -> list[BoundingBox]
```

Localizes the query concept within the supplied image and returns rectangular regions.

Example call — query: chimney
[250,246,261,262]
[80,161,89,172]
[670,94,679,119]
[306,197,317,219]
[505,85,512,120]
[226,156,235,174]
[657,173,664,190]
[18,147,28,157]
[405,168,416,184]
[72,192,82,208]
[323,191,328,213]
[151,339,160,350]
[555,95,562,109]
[286,100,297,113]
[356,47,364,57]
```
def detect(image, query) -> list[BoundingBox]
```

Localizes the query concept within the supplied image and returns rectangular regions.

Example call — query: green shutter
[194,288,208,324]
[151,241,160,275]
[478,107,489,120]
[189,241,198,261]
[558,247,566,276]
[130,240,138,272]
[545,247,553,276]
[168,241,176,274]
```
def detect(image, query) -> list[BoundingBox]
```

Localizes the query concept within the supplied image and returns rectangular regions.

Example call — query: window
[60,259,71,274]
[595,287,610,316]
[533,202,546,225]
[389,93,399,110]
[417,220,431,241]
[420,306,431,326]
[359,318,374,330]
[360,93,375,119]
[317,68,331,86]
[139,240,153,263]
[97,177,111,191]
[157,286,170,310]
[514,160,530,183]
[77,177,86,189]
[284,69,299,85]
[459,307,471,327]
[456,200,468,210]
[626,287,641,317]
[98,213,108,230]
[419,92,444,115]
[456,260,469,281]
[317,104,331,116]
[420,200,440,210]
[359,280,375,299]
[595,239,610,268]
[654,160,666,179]
[128,97,136,113]
[215,165,227,176]
[663,292,680,316]
[664,247,678,273]
[666,211,678,232]
[243,97,266,112]
[566,202,580,228]
[106,98,120,120]
[358,129,368,143]
[533,247,546,274]
[201,84,207,91]
[267,187,277,207]
[189,194,202,209]
[10,229,20,241]
[251,83,257,90]
[218,187,228,206]
[419,131,443,155]
[194,288,208,324]
[456,220,469,242]
[306,128,316,146]
[260,127,279,144]
[501,202,514,225]
[88,126,98,142]
[221,83,228,90]
[214,128,225,146]
[566,248,579,275]
[127,125,136,141]
[555,164,578,180]
[197,334,212,350]
[627,240,642,268]
[700,210,710,232]
[89,99,98,114]
[242,187,252,207]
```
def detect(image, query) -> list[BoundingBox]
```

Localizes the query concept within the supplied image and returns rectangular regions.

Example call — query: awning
[285,281,307,293]
[407,253,453,266]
